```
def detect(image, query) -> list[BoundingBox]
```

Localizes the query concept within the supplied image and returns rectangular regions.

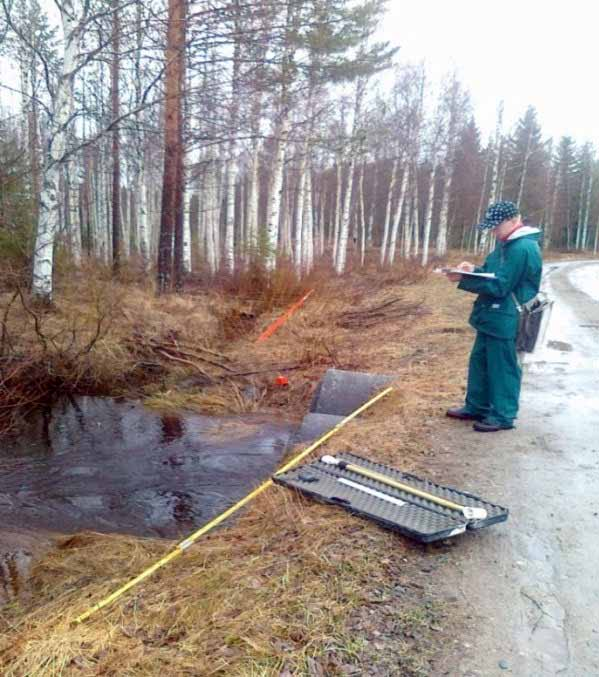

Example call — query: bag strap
[511,292,523,313]
[513,292,543,313]
[500,245,529,313]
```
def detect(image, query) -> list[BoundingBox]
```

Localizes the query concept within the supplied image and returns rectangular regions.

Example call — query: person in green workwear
[444,200,543,432]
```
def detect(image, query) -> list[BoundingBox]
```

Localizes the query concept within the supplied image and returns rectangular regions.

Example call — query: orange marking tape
[256,289,315,342]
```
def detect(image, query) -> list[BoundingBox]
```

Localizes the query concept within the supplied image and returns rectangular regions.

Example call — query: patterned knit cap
[477,201,519,229]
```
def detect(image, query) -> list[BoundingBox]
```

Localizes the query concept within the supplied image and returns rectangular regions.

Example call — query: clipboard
[435,268,496,279]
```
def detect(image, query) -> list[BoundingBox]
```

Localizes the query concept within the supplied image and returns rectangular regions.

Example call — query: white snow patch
[568,264,599,303]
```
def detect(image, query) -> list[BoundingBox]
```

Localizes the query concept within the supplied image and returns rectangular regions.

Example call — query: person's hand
[445,261,475,282]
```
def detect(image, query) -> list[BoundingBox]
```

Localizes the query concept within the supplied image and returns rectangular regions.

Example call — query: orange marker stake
[256,289,315,342]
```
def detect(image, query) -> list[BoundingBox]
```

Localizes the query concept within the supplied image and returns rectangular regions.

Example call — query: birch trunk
[581,173,593,249]
[403,174,415,259]
[358,161,366,266]
[182,186,192,272]
[332,158,342,261]
[435,164,453,257]
[246,150,260,259]
[137,158,149,268]
[66,161,82,264]
[92,149,103,259]
[318,186,326,257]
[477,147,491,226]
[134,2,149,270]
[223,16,241,274]
[411,164,420,257]
[294,151,307,274]
[264,2,297,272]
[265,113,291,270]
[31,2,79,301]
[302,168,314,273]
[281,181,293,258]
[421,163,437,266]
[238,179,245,260]
[129,189,137,257]
[121,186,130,259]
[367,155,377,246]
[336,155,359,275]
[380,156,399,265]
[388,163,410,265]
[204,155,219,275]
[479,104,504,255]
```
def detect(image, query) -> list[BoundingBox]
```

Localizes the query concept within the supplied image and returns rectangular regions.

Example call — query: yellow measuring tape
[74,386,393,624]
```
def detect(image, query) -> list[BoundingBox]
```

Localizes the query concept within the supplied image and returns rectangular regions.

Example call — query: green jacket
[457,227,543,339]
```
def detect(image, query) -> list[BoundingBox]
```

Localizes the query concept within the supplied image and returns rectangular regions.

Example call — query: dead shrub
[216,303,258,341]
[219,260,319,315]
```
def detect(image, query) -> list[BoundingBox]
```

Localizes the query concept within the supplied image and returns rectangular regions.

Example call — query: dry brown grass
[0,256,479,676]
[0,262,228,432]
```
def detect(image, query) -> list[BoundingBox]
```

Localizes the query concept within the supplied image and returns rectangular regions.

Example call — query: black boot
[473,418,514,432]
[446,407,484,421]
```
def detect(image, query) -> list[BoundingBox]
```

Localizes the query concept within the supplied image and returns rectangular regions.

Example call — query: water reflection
[0,397,292,539]
[160,415,185,444]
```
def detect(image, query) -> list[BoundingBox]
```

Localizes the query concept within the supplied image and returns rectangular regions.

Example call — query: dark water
[0,397,293,539]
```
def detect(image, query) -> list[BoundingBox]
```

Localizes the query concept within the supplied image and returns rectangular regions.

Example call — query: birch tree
[335,78,366,274]
[435,74,468,257]
[478,101,504,254]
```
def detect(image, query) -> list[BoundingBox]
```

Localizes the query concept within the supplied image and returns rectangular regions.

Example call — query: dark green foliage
[503,106,550,222]
[450,118,485,243]
[302,0,397,84]
[552,136,577,248]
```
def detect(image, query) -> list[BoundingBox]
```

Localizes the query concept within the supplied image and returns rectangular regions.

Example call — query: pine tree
[503,106,548,222]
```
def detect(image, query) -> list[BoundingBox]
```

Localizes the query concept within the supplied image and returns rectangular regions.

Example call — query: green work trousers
[464,332,522,426]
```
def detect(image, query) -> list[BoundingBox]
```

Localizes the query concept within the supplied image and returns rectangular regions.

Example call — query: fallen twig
[218,364,303,379]
[155,349,214,382]
[337,297,429,329]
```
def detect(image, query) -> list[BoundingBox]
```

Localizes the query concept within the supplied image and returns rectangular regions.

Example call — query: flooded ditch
[0,396,294,603]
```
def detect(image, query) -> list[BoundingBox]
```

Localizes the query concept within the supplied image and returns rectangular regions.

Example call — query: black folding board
[274,452,508,543]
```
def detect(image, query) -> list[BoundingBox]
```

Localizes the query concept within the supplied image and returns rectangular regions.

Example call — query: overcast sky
[2,0,597,146]
[378,0,597,143]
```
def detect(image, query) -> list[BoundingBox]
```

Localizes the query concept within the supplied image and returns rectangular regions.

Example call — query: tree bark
[111,0,121,272]
[421,162,437,266]
[31,1,78,302]
[157,0,187,292]
[380,155,399,265]
[336,79,365,275]
[388,162,409,265]
[265,112,290,270]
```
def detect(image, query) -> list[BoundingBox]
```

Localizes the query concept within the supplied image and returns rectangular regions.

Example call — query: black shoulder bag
[511,292,553,352]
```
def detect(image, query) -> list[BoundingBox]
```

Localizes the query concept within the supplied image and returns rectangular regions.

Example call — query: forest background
[1,0,597,304]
